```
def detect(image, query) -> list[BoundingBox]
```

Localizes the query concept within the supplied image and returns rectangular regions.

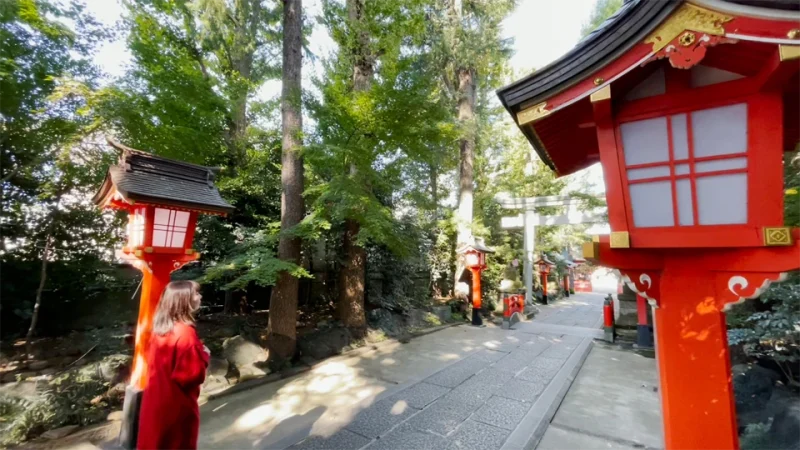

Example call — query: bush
[728,273,800,387]
[0,367,120,446]
[739,421,772,450]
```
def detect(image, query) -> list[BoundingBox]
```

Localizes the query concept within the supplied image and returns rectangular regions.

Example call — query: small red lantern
[94,139,233,388]
[498,2,800,448]
[457,239,494,326]
[534,257,554,303]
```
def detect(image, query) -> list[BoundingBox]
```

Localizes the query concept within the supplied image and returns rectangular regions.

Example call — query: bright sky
[87,0,598,87]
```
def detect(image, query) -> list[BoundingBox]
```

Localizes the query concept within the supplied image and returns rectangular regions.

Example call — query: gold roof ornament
[645,3,733,53]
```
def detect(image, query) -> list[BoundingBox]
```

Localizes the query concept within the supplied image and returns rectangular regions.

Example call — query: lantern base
[471,308,483,326]
[118,385,143,449]
[636,324,654,348]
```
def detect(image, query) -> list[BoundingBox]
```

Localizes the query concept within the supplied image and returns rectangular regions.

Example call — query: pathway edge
[500,336,595,450]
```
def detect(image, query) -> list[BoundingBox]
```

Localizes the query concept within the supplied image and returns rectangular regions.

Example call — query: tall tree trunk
[267,0,304,369]
[456,66,476,247]
[225,0,261,168]
[450,0,477,292]
[430,162,439,219]
[25,233,52,358]
[338,0,371,336]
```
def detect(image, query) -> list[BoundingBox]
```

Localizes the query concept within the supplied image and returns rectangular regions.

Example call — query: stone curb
[203,321,464,402]
[500,336,595,450]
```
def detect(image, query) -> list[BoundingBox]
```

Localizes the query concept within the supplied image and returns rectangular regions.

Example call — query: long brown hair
[153,280,200,335]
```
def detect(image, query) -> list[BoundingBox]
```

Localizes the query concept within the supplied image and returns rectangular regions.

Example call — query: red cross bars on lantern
[498,1,800,449]
[93,138,233,447]
[535,257,554,304]
[457,239,494,326]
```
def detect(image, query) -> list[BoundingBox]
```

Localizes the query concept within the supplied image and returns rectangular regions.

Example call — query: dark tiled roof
[94,139,234,214]
[726,0,799,11]
[497,0,681,111]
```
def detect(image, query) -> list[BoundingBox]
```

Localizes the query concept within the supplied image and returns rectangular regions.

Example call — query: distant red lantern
[534,257,554,303]
[457,240,494,326]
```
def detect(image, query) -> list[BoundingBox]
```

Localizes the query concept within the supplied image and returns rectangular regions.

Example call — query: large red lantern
[498,2,800,449]
[94,139,233,447]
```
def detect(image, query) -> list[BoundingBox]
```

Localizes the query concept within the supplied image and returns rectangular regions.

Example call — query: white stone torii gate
[498,194,606,305]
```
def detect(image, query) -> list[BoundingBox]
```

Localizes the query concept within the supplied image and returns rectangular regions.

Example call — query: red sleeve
[171,327,209,390]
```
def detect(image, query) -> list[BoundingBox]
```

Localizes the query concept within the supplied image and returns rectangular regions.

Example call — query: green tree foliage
[82,0,293,297]
[580,0,623,38]
[0,0,123,338]
[307,0,455,272]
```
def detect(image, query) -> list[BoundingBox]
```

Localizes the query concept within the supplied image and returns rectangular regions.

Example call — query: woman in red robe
[138,280,209,450]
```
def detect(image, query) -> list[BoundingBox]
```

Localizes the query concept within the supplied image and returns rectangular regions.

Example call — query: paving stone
[467,367,515,387]
[290,430,371,450]
[492,378,546,403]
[346,396,420,438]
[539,344,575,360]
[366,425,447,450]
[515,357,564,384]
[444,385,494,408]
[481,340,520,353]
[514,341,550,357]
[385,382,450,410]
[469,349,507,364]
[446,420,510,450]
[471,396,531,431]
[491,353,534,374]
[559,335,585,344]
[425,357,488,388]
[404,397,479,436]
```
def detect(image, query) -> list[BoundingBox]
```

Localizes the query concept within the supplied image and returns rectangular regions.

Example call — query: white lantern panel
[170,231,186,248]
[691,103,747,158]
[695,157,747,173]
[620,117,670,166]
[624,67,666,101]
[154,207,172,225]
[696,174,747,225]
[153,229,167,247]
[670,114,690,160]
[128,207,146,247]
[630,181,675,228]
[174,211,190,227]
[676,179,694,226]
[675,164,690,175]
[627,166,670,181]
[152,207,191,248]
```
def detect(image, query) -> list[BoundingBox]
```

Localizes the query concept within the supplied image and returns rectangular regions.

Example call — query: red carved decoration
[647,32,737,69]
[620,270,661,306]
[716,271,788,310]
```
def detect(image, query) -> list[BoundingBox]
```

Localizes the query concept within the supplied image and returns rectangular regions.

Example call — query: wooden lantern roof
[456,238,496,255]
[93,138,234,215]
[497,0,800,177]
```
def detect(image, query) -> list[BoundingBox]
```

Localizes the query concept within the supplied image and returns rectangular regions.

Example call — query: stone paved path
[289,293,604,450]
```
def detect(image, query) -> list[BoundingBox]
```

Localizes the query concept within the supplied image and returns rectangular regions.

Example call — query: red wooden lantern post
[535,257,553,304]
[498,2,799,448]
[94,139,233,448]
[458,240,495,326]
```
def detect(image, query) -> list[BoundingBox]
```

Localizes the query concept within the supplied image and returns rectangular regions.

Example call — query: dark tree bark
[338,0,372,336]
[267,0,304,369]
[25,233,52,357]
